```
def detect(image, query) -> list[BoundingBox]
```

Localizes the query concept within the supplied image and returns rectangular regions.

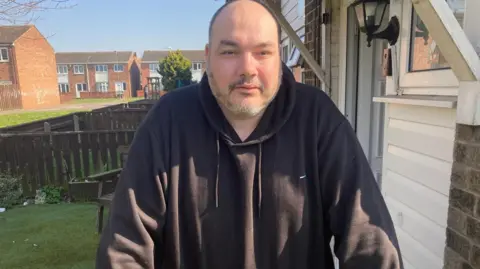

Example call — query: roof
[55,51,135,64]
[0,25,32,44]
[142,50,205,63]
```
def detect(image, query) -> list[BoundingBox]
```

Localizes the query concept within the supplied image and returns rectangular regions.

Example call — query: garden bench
[95,145,130,233]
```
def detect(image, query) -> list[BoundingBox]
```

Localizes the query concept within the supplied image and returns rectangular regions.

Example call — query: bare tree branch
[0,0,76,24]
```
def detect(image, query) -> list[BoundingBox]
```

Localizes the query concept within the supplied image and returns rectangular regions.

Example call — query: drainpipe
[86,55,91,92]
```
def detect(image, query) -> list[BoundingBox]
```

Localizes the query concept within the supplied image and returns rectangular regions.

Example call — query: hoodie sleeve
[319,119,403,269]
[95,118,168,269]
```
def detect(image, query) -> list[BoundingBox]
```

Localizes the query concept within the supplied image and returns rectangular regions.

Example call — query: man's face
[206,1,282,117]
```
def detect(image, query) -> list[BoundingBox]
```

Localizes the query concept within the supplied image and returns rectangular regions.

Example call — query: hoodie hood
[198,63,297,214]
[198,63,297,146]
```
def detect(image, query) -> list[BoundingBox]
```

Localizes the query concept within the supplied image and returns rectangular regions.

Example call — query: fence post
[44,122,51,132]
[73,115,80,131]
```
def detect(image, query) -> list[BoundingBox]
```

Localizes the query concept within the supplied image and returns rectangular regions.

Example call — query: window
[96,82,108,92]
[95,65,108,72]
[73,65,84,74]
[408,8,450,72]
[149,63,159,72]
[0,48,8,61]
[192,62,202,70]
[76,83,87,92]
[297,0,305,17]
[282,45,289,63]
[58,83,69,93]
[114,64,124,72]
[57,65,68,74]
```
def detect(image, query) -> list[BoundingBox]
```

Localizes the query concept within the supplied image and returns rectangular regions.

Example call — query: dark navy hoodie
[96,65,403,269]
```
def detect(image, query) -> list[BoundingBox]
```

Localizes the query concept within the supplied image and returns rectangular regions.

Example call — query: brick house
[227,0,480,268]
[55,51,141,101]
[0,25,59,111]
[140,50,205,91]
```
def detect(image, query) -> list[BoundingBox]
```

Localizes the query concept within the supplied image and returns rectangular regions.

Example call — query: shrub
[36,185,65,204]
[0,174,23,209]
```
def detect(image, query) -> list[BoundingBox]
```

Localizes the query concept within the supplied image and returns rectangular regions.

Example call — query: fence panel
[0,85,22,111]
[0,130,136,196]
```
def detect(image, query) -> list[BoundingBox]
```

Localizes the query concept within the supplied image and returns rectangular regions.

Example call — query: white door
[115,82,124,92]
[345,7,387,187]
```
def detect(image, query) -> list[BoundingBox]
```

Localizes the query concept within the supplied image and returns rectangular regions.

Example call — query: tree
[157,50,193,91]
[0,0,74,24]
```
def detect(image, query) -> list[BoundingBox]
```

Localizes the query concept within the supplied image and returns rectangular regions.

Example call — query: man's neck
[221,107,265,142]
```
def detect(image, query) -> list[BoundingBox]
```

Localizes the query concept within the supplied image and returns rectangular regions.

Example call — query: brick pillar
[304,0,322,88]
[445,124,480,269]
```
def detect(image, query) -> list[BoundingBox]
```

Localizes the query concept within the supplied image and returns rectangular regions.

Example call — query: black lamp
[350,0,400,47]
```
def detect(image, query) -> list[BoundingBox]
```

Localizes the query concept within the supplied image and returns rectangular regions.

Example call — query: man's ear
[204,43,209,62]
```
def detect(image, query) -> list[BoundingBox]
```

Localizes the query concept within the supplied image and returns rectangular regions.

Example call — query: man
[96,0,403,268]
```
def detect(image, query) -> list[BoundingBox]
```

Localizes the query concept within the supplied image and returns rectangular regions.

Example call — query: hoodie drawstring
[213,133,263,218]
[257,143,262,218]
[215,133,220,208]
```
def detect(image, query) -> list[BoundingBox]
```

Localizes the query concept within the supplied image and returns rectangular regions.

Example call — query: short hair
[208,0,281,44]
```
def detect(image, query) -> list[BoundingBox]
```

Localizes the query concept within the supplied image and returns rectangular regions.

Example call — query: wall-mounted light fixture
[350,0,400,47]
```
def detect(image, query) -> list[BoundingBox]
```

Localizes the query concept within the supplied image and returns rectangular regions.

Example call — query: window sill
[372,95,457,108]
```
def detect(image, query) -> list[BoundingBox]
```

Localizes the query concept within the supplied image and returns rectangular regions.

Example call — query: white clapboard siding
[281,0,305,40]
[382,104,456,269]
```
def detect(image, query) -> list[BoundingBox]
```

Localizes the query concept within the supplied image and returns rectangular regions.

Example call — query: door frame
[341,2,386,186]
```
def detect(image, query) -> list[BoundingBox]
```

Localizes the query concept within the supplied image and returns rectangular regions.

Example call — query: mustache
[228,76,264,91]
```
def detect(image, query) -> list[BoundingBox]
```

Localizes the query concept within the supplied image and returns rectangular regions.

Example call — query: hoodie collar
[199,63,297,146]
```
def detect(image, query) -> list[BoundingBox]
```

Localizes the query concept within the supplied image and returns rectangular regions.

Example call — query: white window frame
[192,62,202,70]
[113,64,124,72]
[57,65,68,74]
[0,48,9,62]
[73,65,84,74]
[149,63,159,72]
[398,0,459,95]
[76,83,87,92]
[95,65,108,72]
[58,83,69,93]
[96,82,108,92]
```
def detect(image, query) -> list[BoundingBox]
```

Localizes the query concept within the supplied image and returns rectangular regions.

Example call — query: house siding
[381,104,456,269]
[14,26,59,109]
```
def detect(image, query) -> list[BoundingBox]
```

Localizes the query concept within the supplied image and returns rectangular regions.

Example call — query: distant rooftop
[142,50,205,63]
[55,51,135,64]
[0,25,32,44]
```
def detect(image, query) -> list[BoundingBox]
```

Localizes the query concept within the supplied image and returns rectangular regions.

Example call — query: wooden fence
[0,85,22,111]
[0,130,136,197]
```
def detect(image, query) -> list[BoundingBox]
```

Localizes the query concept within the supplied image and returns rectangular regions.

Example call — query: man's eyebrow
[219,40,238,47]
[218,40,276,48]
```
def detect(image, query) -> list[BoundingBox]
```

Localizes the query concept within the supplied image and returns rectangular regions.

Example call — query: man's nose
[238,53,258,78]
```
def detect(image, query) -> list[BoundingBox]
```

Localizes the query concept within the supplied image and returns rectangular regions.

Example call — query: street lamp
[350,0,400,47]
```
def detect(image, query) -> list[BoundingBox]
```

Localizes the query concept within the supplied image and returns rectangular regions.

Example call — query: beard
[207,65,283,117]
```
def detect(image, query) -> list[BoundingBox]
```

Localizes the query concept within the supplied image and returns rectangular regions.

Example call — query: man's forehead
[210,0,279,43]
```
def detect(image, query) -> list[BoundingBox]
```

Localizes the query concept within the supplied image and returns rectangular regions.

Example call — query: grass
[0,110,87,128]
[0,203,102,269]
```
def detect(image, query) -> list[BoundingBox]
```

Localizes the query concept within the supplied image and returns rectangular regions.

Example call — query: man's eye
[258,51,272,56]
[220,51,235,55]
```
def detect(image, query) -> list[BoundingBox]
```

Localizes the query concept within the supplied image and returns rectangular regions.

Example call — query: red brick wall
[303,0,322,88]
[15,26,60,109]
[141,63,151,88]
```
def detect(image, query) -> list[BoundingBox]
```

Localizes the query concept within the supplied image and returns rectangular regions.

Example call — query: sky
[30,0,225,57]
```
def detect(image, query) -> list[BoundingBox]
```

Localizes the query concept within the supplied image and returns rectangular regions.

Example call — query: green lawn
[0,203,102,269]
[0,110,86,128]
[66,97,142,104]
